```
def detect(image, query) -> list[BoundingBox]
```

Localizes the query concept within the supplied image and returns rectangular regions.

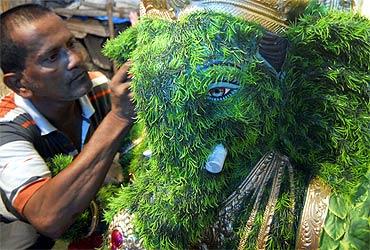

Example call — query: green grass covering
[103,1,369,249]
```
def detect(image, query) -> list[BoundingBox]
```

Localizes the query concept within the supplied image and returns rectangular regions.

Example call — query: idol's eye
[207,81,240,101]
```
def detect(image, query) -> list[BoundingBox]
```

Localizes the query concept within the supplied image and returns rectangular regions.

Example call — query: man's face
[12,14,92,101]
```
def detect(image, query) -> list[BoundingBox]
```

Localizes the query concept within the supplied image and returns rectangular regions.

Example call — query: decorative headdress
[140,0,309,33]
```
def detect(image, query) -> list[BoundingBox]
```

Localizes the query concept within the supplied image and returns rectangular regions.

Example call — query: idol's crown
[141,0,309,33]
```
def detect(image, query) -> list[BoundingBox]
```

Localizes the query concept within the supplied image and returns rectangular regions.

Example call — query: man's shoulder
[88,71,110,92]
[87,71,111,104]
[88,71,110,87]
[0,93,33,124]
[0,93,37,146]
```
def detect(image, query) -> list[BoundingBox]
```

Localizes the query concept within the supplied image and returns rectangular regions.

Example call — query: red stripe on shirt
[89,89,111,101]
[0,93,16,118]
[21,120,36,128]
[13,177,51,215]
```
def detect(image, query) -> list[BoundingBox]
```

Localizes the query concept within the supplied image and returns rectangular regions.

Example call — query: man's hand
[109,62,136,121]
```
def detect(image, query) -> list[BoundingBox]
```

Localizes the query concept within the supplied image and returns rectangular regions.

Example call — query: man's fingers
[111,61,132,85]
[119,81,132,94]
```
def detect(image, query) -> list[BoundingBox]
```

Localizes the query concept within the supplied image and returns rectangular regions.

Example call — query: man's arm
[22,63,135,238]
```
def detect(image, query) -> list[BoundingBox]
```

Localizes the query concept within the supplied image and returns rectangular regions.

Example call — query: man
[0,4,135,248]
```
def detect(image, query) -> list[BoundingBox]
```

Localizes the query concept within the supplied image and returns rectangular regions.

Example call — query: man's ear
[3,72,33,98]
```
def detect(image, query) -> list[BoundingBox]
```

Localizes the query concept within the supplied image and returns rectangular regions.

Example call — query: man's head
[0,4,92,101]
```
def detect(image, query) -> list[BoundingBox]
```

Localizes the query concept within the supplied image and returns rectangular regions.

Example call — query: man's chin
[64,84,92,101]
[74,85,92,99]
[80,79,93,95]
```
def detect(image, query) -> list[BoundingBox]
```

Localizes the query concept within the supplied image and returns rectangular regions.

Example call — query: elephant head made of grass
[102,1,369,249]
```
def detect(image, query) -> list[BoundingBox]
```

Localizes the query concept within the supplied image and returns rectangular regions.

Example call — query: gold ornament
[296,177,331,250]
[140,0,309,33]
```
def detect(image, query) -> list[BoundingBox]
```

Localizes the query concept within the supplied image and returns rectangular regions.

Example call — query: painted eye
[209,87,230,98]
[207,81,239,101]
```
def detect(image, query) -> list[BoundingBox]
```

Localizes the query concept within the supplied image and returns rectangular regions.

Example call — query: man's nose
[67,49,83,70]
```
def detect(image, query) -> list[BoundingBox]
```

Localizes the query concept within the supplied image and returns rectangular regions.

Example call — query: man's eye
[46,53,59,62]
[207,81,239,101]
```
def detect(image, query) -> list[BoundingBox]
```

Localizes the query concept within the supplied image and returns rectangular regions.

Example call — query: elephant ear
[283,0,369,215]
[258,31,289,74]
[103,26,138,65]
[257,1,317,75]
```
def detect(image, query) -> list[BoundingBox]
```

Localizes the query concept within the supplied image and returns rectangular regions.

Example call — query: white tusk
[143,149,152,158]
[205,144,227,174]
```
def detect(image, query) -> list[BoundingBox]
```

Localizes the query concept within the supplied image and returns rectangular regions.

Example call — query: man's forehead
[10,14,69,53]
[11,14,66,43]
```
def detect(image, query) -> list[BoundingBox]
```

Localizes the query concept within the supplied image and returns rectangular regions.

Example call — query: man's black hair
[0,4,53,73]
